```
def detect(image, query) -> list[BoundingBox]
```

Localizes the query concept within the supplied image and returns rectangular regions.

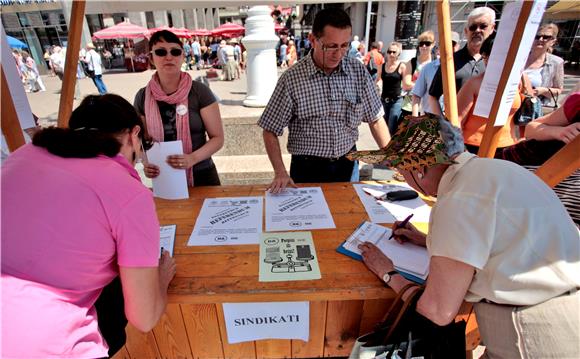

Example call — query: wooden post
[535,137,580,188]
[477,1,534,158]
[57,0,86,128]
[0,67,26,151]
[436,0,458,127]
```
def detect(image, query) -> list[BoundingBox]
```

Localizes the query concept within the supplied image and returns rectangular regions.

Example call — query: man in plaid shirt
[258,8,391,193]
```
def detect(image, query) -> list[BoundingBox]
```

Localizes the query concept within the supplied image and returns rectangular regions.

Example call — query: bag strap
[547,87,559,108]
[375,283,421,331]
[520,74,533,96]
[382,285,425,344]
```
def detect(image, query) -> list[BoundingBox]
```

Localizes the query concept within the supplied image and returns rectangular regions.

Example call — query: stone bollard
[242,6,280,108]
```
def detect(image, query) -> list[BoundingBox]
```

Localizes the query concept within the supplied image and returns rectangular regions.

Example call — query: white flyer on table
[222,301,309,343]
[473,0,547,125]
[353,183,430,223]
[159,225,176,257]
[187,196,263,246]
[265,187,335,231]
[146,141,189,200]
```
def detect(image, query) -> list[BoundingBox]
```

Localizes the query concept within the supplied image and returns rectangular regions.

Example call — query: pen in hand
[388,213,414,240]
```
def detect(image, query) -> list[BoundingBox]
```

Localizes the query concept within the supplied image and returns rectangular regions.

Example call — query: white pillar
[242,6,279,108]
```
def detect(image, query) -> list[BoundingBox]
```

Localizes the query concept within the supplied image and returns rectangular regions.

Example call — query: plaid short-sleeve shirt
[258,53,384,158]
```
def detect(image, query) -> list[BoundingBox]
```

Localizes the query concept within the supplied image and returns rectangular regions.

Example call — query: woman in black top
[376,42,407,135]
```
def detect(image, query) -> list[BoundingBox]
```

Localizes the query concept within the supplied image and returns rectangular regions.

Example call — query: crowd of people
[2,6,579,359]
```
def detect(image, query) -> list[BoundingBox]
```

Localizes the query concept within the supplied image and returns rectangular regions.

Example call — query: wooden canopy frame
[0,0,578,185]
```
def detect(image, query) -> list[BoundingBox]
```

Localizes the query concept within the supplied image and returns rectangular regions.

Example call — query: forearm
[263,130,287,175]
[369,118,391,148]
[427,96,442,116]
[525,123,561,141]
[411,94,421,116]
[188,135,224,165]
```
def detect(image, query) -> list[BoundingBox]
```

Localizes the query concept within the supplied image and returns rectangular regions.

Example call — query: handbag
[514,75,540,126]
[349,284,467,359]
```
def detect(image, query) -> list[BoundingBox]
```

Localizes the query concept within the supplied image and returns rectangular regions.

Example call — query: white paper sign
[353,183,430,223]
[187,196,263,246]
[159,225,176,257]
[222,302,309,343]
[265,187,335,231]
[473,0,547,125]
[146,141,189,200]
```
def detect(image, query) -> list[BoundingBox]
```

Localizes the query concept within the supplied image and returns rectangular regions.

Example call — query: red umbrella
[92,21,149,72]
[149,26,191,38]
[92,21,148,40]
[190,28,211,37]
[211,22,245,37]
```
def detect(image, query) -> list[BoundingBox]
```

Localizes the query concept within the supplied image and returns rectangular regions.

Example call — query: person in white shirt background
[84,42,108,95]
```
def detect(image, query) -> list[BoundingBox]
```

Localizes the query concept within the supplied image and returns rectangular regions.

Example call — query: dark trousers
[95,276,127,358]
[290,155,354,183]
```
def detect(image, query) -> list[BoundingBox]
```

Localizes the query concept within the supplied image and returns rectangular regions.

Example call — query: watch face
[382,273,391,284]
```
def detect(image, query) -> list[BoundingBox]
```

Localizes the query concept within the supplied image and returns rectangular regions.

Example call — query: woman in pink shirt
[1,94,176,358]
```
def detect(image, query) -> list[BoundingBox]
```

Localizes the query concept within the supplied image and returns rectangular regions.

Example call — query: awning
[544,1,580,21]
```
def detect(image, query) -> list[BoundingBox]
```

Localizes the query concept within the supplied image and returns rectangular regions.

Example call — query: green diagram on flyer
[259,232,321,282]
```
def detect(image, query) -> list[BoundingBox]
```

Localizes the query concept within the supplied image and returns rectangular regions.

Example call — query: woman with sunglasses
[376,41,406,135]
[134,30,224,187]
[2,94,176,358]
[400,31,435,121]
[523,23,564,114]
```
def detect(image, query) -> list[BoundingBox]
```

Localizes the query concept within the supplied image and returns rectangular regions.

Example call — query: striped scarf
[144,72,193,185]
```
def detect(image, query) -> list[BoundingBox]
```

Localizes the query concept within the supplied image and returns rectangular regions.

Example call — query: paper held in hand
[146,140,189,200]
[337,221,429,283]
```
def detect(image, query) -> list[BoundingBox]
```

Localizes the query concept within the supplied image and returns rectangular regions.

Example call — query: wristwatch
[382,270,400,284]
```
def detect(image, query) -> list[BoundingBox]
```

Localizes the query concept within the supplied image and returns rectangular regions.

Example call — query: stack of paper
[337,221,429,283]
[352,183,431,224]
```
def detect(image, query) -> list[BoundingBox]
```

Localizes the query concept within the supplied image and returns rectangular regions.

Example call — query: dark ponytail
[33,94,152,158]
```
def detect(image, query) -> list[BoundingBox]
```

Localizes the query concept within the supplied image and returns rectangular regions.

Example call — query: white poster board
[473,0,547,125]
[222,302,309,343]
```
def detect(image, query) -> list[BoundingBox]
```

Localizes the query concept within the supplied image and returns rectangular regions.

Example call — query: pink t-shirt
[1,144,159,358]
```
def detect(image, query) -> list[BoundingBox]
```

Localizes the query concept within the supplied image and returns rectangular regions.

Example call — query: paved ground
[26,66,580,185]
[26,67,381,184]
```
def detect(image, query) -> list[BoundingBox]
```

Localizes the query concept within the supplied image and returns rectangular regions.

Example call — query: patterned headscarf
[347,114,457,171]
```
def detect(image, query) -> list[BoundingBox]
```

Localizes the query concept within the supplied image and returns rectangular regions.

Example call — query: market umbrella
[92,21,149,40]
[210,22,245,37]
[92,21,149,72]
[190,28,211,37]
[149,26,191,39]
[7,35,28,49]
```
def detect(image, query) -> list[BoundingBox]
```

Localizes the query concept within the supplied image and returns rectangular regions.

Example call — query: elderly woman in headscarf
[350,115,579,358]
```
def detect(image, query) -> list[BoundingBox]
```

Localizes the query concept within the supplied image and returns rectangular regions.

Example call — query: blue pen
[389,213,414,240]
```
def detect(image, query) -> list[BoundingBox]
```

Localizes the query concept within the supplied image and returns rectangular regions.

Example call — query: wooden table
[113,182,480,359]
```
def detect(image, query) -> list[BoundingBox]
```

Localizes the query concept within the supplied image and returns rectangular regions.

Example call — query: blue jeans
[383,97,403,136]
[92,74,107,95]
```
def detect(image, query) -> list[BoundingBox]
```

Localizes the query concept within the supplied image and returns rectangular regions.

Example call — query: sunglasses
[387,50,398,54]
[152,48,183,57]
[418,41,432,47]
[535,34,554,41]
[468,23,489,32]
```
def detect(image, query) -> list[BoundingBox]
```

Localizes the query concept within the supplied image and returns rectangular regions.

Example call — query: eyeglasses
[418,41,432,47]
[316,39,351,53]
[535,34,554,41]
[152,48,183,57]
[468,23,489,32]
[386,50,397,54]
